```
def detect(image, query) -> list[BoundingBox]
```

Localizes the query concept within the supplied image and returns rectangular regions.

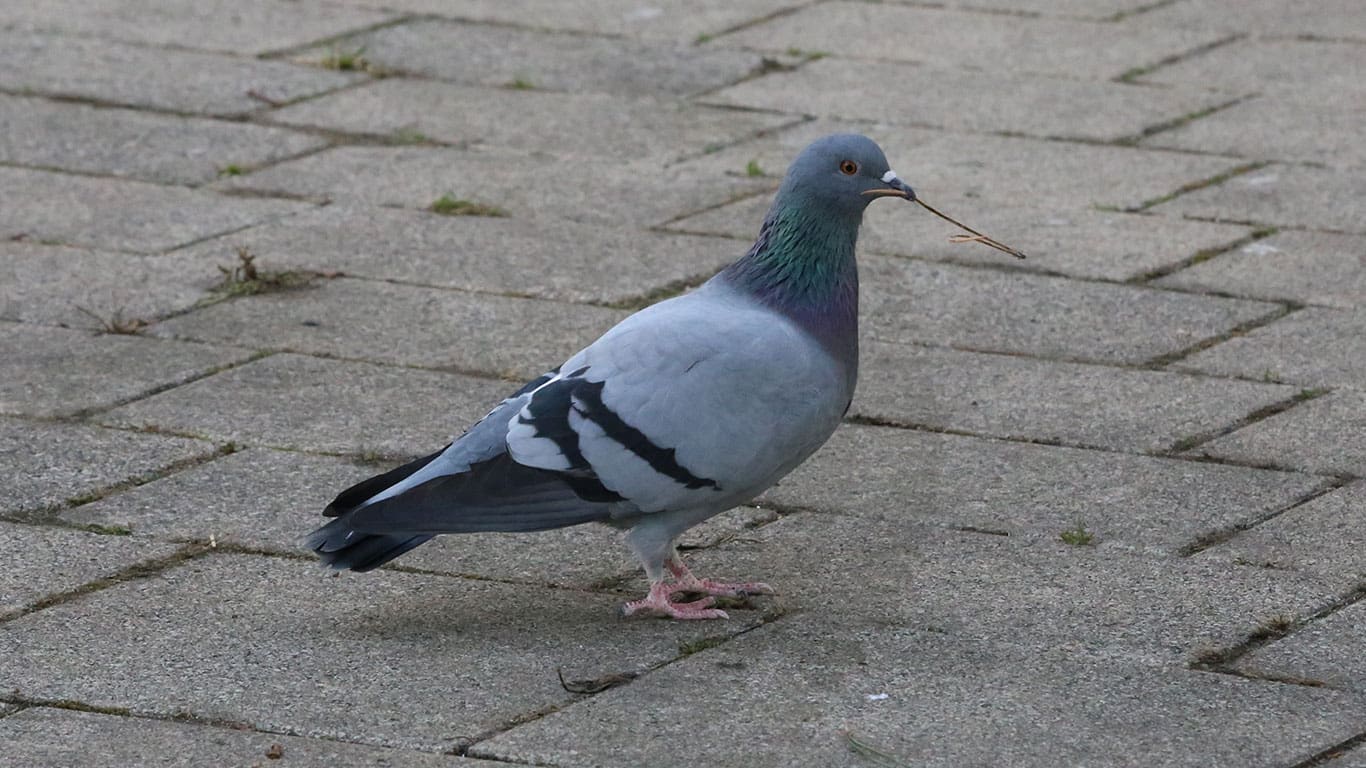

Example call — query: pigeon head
[775,133,914,218]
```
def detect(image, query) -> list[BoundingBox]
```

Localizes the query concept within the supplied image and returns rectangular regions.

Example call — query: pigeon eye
[839,160,859,175]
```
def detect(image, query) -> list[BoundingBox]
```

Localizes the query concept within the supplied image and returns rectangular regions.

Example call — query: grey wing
[507,287,850,515]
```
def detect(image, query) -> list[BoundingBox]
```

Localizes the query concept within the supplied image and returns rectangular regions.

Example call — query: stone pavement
[1,0,1363,765]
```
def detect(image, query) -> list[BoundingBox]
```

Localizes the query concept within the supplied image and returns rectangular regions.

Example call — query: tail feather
[305,516,434,572]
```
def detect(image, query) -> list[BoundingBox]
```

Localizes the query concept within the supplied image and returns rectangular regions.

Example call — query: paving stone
[0,417,216,518]
[150,278,626,379]
[0,553,766,750]
[1236,600,1366,692]
[1139,39,1366,103]
[1145,96,1366,169]
[854,340,1298,453]
[670,192,1252,282]
[60,447,772,587]
[215,145,770,228]
[0,167,312,253]
[1156,231,1366,309]
[98,353,513,455]
[756,423,1323,554]
[1199,481,1366,580]
[0,94,326,185]
[172,204,741,304]
[1191,390,1366,477]
[674,116,1245,213]
[706,57,1233,143]
[858,254,1279,365]
[722,2,1224,81]
[0,242,217,329]
[268,78,792,163]
[1157,163,1366,235]
[0,324,252,419]
[0,521,180,619]
[934,0,1154,18]
[479,524,1358,767]
[0,708,473,768]
[317,0,803,42]
[3,0,394,55]
[1175,307,1366,389]
[480,626,1366,767]
[295,18,765,97]
[1143,0,1366,40]
[0,30,362,117]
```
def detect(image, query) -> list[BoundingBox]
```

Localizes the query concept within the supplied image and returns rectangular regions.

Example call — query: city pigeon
[307,134,917,619]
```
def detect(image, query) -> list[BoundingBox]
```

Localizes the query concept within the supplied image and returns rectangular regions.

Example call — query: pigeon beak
[861,171,916,201]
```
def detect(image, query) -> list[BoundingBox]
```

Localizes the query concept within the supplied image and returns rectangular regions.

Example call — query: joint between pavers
[1125,159,1270,212]
[1286,730,1366,768]
[68,350,274,421]
[255,14,427,61]
[0,543,207,625]
[1129,226,1278,285]
[692,0,822,45]
[1161,385,1332,458]
[1102,0,1181,23]
[1114,33,1248,84]
[1177,475,1348,558]
[1190,579,1366,681]
[1144,301,1299,369]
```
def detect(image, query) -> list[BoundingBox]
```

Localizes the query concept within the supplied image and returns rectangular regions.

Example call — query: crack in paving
[1114,33,1248,84]
[1145,302,1300,368]
[0,544,206,625]
[1162,385,1333,457]
[1177,476,1349,557]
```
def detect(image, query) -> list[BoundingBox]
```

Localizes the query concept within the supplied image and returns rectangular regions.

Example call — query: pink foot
[621,582,729,620]
[667,559,775,598]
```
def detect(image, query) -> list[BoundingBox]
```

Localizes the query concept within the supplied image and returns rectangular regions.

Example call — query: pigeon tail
[306,518,434,572]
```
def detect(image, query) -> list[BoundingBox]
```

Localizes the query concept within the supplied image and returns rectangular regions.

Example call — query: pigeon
[307,134,916,619]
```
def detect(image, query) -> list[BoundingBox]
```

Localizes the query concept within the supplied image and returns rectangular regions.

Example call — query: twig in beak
[914,198,1027,259]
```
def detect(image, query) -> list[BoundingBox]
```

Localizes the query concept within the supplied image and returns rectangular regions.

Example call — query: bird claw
[621,582,730,620]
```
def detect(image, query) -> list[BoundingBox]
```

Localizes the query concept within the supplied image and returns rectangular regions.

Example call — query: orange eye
[839,160,859,175]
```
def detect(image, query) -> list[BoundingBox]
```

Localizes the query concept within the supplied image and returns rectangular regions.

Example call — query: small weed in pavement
[1059,522,1095,546]
[429,195,509,217]
[75,305,147,335]
[745,159,764,177]
[213,247,313,298]
[320,46,367,71]
[217,164,244,177]
[506,77,535,90]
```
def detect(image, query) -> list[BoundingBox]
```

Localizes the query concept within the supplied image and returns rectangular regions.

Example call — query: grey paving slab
[0,416,216,518]
[670,192,1252,282]
[0,708,473,768]
[1139,39,1366,103]
[0,521,180,619]
[0,553,766,751]
[150,278,626,379]
[0,167,312,253]
[1200,481,1366,580]
[1156,231,1366,309]
[1175,307,1366,389]
[1237,600,1366,692]
[1143,0,1366,40]
[855,340,1298,452]
[60,446,771,587]
[173,204,741,304]
[1145,96,1366,169]
[0,324,252,419]
[674,116,1246,213]
[214,145,770,228]
[859,254,1280,365]
[317,0,803,42]
[98,353,512,455]
[706,57,1233,143]
[0,94,326,185]
[295,18,765,97]
[3,0,394,55]
[480,621,1366,767]
[1192,390,1366,477]
[0,30,363,117]
[0,242,216,330]
[721,2,1225,81]
[1157,163,1366,234]
[932,0,1154,18]
[267,78,792,163]
[756,423,1323,554]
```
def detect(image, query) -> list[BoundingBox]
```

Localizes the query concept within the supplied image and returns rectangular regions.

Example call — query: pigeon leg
[621,581,729,620]
[667,550,775,598]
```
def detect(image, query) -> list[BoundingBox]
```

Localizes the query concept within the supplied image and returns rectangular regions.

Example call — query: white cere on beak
[881,170,899,184]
